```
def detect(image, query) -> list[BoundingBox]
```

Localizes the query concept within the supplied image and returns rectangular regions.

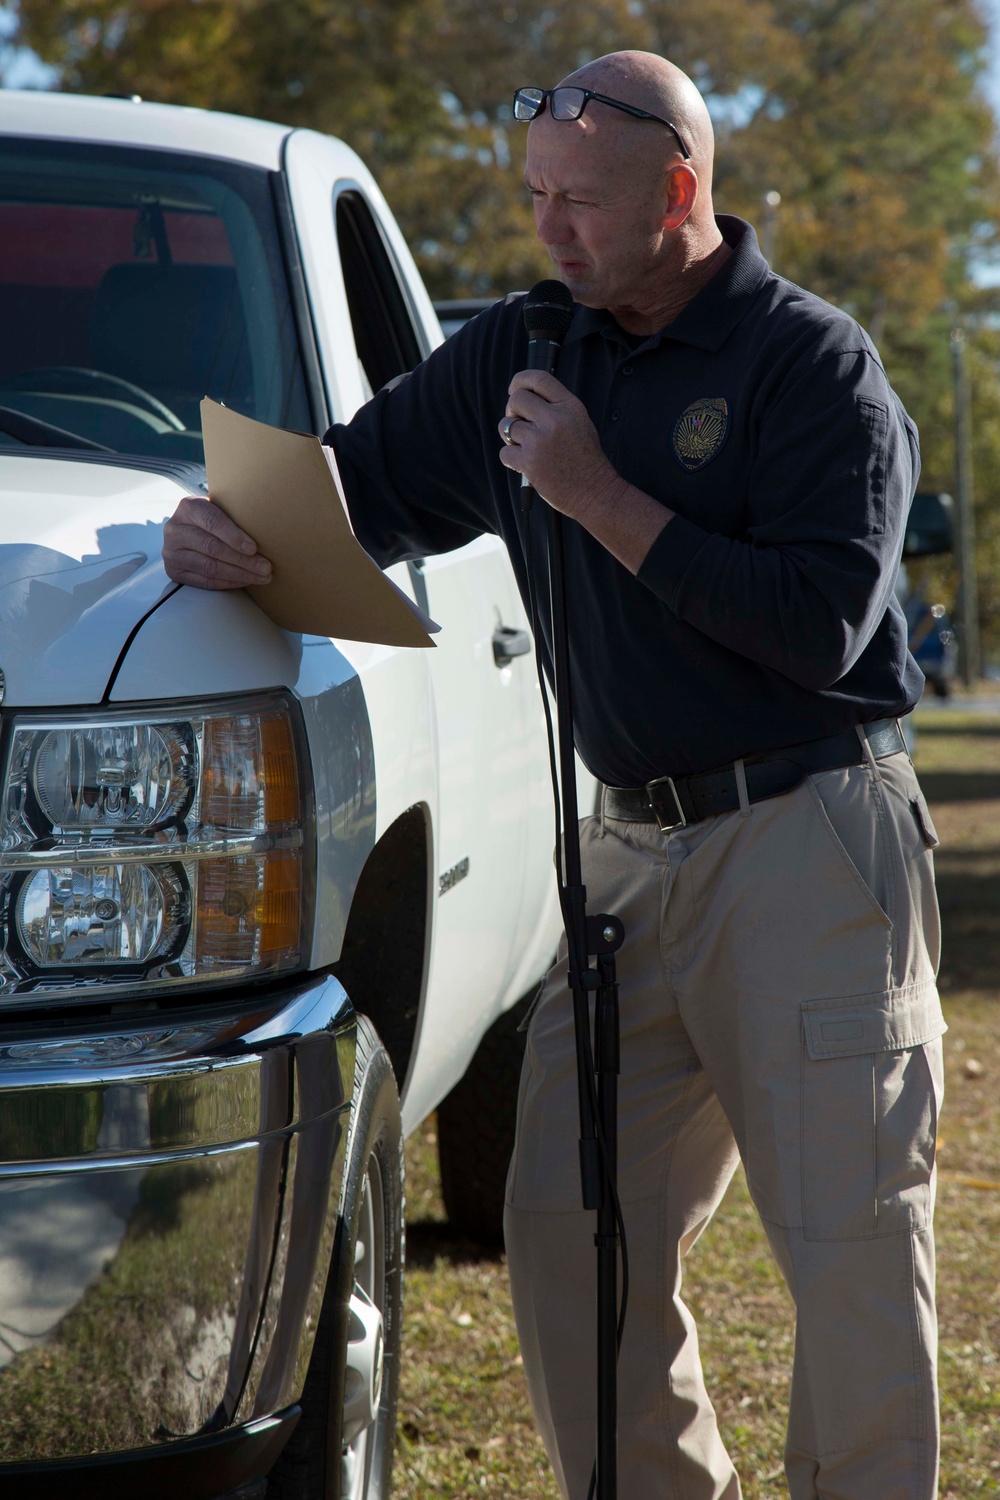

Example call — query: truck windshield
[0,139,311,464]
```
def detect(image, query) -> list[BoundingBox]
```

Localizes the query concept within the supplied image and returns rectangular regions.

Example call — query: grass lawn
[396,707,1000,1498]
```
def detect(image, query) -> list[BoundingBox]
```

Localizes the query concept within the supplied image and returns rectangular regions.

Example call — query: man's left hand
[498,369,619,520]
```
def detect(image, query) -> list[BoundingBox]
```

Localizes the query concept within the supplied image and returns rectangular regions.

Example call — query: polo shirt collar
[563,214,771,353]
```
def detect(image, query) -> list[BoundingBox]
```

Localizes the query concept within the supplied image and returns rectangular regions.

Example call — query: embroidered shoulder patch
[671,397,729,472]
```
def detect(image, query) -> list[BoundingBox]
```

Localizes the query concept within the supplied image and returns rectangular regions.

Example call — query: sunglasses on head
[513,86,691,160]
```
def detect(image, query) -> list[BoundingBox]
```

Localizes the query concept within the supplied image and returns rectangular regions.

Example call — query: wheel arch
[332,802,433,1096]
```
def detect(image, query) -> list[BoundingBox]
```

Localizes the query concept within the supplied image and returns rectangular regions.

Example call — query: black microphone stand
[520,284,625,1500]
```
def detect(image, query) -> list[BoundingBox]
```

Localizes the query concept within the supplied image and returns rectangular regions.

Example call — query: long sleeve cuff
[636,512,712,610]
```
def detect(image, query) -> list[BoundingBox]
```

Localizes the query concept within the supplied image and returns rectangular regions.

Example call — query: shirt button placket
[604,356,635,458]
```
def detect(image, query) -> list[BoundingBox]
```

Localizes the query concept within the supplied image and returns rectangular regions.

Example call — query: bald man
[164,51,942,1500]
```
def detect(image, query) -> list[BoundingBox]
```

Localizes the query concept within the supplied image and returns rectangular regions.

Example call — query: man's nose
[534,201,572,246]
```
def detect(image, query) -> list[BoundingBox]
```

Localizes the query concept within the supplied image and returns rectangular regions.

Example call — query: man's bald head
[522,51,726,329]
[556,51,716,207]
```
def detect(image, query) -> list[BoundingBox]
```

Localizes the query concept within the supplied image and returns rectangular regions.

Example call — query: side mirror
[903,492,953,558]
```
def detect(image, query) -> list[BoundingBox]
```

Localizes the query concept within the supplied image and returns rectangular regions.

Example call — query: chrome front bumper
[0,974,356,1479]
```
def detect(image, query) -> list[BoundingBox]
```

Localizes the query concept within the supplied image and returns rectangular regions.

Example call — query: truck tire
[436,989,534,1248]
[268,1015,404,1500]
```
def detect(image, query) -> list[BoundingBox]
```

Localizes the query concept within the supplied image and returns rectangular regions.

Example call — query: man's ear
[662,164,698,231]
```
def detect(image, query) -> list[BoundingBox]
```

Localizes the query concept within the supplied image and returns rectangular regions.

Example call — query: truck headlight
[16,863,187,966]
[0,695,312,1004]
[31,722,193,831]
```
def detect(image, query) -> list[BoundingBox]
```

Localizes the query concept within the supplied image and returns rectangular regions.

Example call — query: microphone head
[523,279,574,344]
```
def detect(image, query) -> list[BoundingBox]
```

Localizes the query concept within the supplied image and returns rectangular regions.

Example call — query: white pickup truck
[0,91,587,1500]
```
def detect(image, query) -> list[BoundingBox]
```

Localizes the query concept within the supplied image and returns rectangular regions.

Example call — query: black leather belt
[603,719,906,832]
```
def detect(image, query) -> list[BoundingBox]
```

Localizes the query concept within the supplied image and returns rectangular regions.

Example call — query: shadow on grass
[929,780,1000,990]
[917,771,1000,802]
[130,1162,217,1238]
[915,722,1000,737]
[405,1217,504,1269]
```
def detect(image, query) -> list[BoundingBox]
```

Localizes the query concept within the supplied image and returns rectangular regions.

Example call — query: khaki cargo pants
[505,748,944,1500]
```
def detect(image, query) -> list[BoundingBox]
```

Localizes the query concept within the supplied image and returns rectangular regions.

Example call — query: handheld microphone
[523,277,575,371]
[520,280,575,500]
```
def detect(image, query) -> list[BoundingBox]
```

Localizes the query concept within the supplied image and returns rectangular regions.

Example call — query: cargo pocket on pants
[800,987,946,1242]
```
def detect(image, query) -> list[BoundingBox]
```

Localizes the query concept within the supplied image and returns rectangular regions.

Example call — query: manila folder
[200,398,437,647]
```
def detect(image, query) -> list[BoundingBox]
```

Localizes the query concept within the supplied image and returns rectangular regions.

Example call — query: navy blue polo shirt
[328,215,923,787]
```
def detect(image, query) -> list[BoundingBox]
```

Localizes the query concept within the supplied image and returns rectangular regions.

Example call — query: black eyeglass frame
[513,86,692,161]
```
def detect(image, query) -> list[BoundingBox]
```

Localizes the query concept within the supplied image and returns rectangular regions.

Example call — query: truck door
[283,127,544,1098]
[330,187,542,1083]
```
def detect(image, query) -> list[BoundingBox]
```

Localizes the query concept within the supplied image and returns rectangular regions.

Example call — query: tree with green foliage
[8,0,1000,663]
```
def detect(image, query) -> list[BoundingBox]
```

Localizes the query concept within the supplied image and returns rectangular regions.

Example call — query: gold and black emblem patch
[671,397,729,472]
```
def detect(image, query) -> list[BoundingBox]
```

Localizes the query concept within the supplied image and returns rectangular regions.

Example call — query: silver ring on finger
[501,415,521,446]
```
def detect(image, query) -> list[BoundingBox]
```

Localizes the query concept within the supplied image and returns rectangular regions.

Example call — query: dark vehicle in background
[432,298,499,338]
[901,491,957,699]
[906,595,957,698]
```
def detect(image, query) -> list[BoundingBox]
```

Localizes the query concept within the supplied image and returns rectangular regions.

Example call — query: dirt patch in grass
[397,715,1000,1498]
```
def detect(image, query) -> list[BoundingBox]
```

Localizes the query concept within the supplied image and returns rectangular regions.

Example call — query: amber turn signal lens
[196,851,301,966]
[196,856,259,966]
[259,851,301,954]
[261,715,300,826]
[200,711,301,832]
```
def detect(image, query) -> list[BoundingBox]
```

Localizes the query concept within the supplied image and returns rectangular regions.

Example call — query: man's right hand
[163,496,273,589]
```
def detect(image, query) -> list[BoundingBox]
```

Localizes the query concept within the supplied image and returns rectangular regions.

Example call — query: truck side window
[335,192,422,395]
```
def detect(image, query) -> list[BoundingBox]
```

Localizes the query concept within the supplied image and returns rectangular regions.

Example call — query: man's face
[524,112,676,312]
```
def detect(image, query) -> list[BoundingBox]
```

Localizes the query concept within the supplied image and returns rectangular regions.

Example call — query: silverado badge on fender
[671,397,729,472]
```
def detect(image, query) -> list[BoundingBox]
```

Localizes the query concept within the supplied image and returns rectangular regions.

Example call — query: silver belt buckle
[646,775,688,833]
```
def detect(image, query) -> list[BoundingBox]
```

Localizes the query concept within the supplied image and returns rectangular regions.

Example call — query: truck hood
[0,453,188,707]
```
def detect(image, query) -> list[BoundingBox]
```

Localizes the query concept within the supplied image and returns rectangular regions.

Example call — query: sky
[0,8,55,89]
[984,0,1000,121]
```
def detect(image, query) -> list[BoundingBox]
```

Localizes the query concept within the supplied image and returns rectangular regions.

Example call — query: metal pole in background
[760,189,781,267]
[950,323,981,687]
